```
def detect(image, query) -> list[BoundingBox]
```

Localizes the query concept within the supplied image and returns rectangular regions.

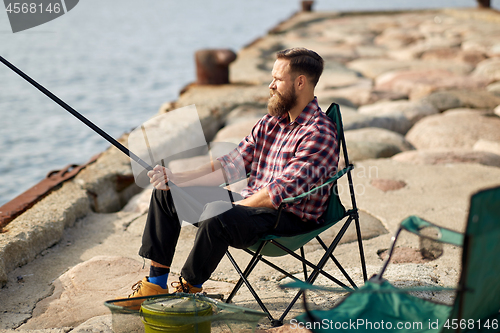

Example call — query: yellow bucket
[140,296,212,333]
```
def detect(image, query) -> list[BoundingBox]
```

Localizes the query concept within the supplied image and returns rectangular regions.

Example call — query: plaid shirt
[218,97,339,222]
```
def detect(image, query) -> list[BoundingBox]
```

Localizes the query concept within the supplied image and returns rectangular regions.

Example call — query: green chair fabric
[400,216,464,247]
[247,166,348,257]
[293,186,500,333]
[296,279,452,332]
[448,186,500,329]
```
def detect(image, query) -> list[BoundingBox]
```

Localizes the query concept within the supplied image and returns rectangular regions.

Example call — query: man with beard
[125,48,339,303]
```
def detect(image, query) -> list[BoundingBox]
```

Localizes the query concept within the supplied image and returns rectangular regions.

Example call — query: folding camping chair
[291,185,500,333]
[223,103,368,327]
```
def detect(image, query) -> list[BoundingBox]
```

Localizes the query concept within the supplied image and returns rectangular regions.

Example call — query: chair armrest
[400,216,464,247]
[281,165,354,204]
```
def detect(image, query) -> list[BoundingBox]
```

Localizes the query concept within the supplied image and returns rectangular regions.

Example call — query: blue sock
[148,266,170,289]
[191,282,203,288]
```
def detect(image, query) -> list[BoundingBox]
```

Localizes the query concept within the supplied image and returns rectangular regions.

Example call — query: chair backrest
[450,186,500,322]
[325,103,345,147]
[323,103,348,224]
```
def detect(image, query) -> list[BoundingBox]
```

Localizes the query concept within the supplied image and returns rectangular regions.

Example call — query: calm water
[0,0,495,206]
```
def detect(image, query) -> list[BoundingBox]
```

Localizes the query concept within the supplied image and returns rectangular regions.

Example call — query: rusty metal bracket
[0,154,100,232]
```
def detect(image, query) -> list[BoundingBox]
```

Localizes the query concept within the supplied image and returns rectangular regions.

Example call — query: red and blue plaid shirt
[218,97,339,222]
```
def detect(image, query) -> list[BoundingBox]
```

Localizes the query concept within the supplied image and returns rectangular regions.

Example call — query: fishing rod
[1,55,207,212]
[0,55,153,172]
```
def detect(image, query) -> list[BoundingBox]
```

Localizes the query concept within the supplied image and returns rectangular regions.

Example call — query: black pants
[139,186,320,285]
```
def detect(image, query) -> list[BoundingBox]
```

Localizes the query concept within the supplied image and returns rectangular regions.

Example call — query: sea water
[0,0,493,206]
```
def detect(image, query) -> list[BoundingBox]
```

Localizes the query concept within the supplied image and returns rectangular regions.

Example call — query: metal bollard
[301,0,314,12]
[195,49,237,85]
[477,0,491,7]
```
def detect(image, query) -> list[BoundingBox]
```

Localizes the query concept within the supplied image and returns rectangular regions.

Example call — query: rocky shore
[2,7,500,333]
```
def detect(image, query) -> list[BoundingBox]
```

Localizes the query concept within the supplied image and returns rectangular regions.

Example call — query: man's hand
[148,165,173,191]
[234,187,275,209]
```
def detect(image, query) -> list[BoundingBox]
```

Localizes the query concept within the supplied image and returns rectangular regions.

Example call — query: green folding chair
[291,185,500,332]
[224,103,368,327]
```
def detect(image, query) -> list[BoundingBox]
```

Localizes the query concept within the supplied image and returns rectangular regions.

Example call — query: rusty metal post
[302,1,314,12]
[477,0,491,8]
[195,49,237,85]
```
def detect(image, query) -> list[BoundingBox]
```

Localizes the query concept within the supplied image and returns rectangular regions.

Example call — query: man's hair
[276,48,324,86]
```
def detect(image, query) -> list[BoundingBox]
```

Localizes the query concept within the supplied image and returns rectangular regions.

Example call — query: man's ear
[295,74,308,90]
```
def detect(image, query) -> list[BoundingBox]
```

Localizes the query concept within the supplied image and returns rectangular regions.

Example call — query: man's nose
[269,79,276,89]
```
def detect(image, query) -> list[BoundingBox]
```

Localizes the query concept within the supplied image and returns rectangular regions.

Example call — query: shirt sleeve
[267,128,338,209]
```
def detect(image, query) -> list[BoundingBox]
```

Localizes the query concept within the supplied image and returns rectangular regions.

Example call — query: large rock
[342,111,410,134]
[406,111,500,150]
[71,316,112,333]
[392,149,500,168]
[375,69,489,100]
[358,100,438,134]
[472,58,500,82]
[346,59,473,79]
[20,256,148,330]
[121,188,153,215]
[304,210,388,252]
[374,27,423,49]
[462,36,500,58]
[473,139,500,156]
[387,37,462,61]
[318,79,373,106]
[316,70,366,91]
[213,118,258,144]
[344,142,400,163]
[224,105,267,126]
[0,182,90,288]
[345,128,414,152]
[422,90,500,111]
[344,127,414,162]
[355,45,387,58]
[487,82,500,95]
[420,49,487,66]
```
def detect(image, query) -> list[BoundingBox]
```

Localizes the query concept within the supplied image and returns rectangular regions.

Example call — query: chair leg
[278,254,337,324]
[224,250,276,322]
[226,241,266,303]
[354,213,368,282]
[269,240,350,289]
[344,164,368,282]
[225,211,365,325]
[225,249,261,303]
[316,236,357,289]
[277,220,354,323]
[300,247,308,280]
[252,253,303,282]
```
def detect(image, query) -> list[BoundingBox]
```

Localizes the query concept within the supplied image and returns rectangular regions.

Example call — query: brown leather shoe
[121,277,168,310]
[171,277,203,294]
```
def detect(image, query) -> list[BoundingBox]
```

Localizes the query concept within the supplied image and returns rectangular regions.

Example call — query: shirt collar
[277,97,320,127]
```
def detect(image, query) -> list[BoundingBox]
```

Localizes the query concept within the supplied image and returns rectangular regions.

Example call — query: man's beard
[267,86,298,118]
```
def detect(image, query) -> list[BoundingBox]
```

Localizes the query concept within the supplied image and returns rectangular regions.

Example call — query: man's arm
[235,187,275,209]
[149,160,226,190]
